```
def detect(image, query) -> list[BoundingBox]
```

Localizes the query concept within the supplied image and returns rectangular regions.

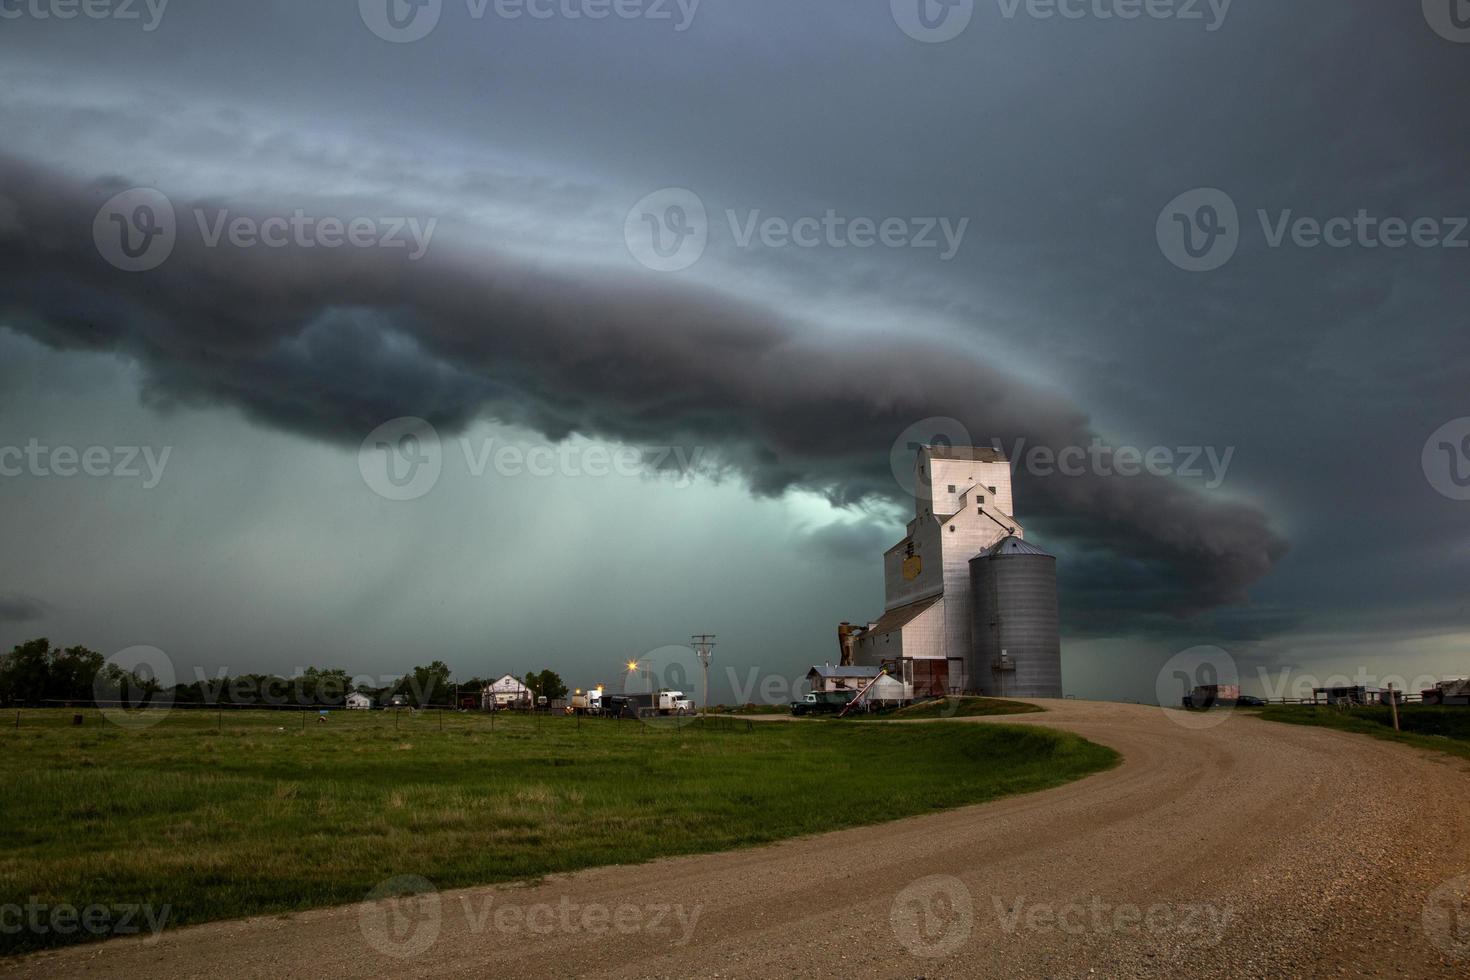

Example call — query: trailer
[603,690,693,718]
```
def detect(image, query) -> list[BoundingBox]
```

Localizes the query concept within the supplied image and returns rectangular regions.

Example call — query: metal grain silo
[969,536,1062,699]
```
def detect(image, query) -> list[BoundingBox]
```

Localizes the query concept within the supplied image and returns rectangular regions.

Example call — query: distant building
[808,664,883,693]
[1313,686,1367,706]
[836,445,1062,700]
[482,674,532,710]
[1185,684,1240,708]
[1422,679,1470,706]
[806,664,908,705]
[345,692,373,710]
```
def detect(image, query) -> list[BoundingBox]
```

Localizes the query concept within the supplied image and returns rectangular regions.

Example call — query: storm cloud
[0,153,1284,621]
[0,593,48,624]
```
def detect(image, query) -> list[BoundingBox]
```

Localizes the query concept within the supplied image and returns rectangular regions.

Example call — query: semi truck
[568,688,604,715]
[602,690,694,718]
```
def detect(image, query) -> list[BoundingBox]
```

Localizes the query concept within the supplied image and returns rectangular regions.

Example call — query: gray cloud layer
[0,592,48,624]
[0,154,1285,621]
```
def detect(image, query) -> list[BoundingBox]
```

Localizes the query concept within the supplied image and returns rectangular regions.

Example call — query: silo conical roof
[985,535,1053,558]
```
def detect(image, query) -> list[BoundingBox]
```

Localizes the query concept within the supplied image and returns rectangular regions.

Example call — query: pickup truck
[790,691,856,716]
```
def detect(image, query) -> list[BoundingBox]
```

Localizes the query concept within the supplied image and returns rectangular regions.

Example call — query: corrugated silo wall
[969,554,1063,698]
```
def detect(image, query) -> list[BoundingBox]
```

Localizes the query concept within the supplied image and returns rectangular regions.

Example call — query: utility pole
[1388,683,1401,732]
[691,635,716,719]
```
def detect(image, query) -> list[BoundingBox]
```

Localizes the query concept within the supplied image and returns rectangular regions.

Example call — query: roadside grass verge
[1252,705,1470,762]
[881,697,1043,720]
[0,708,1115,956]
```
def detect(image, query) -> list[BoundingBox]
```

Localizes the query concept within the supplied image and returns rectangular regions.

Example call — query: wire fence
[5,702,755,735]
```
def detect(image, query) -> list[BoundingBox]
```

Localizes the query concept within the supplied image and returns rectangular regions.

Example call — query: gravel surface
[6,699,1469,979]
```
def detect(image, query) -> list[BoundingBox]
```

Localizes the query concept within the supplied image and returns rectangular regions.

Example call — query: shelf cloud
[0,153,1286,621]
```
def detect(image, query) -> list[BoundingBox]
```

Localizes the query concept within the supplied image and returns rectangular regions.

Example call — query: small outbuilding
[345,692,373,710]
[807,663,883,694]
[805,663,909,708]
[1313,686,1368,706]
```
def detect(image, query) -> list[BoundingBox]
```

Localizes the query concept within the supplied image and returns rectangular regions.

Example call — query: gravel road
[6,699,1470,978]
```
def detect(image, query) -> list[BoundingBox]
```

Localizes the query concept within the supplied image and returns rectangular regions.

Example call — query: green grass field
[1252,704,1470,762]
[0,707,1116,955]
[882,697,1044,720]
[711,703,792,715]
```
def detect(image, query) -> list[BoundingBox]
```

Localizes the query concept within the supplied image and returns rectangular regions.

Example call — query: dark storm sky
[0,1,1466,701]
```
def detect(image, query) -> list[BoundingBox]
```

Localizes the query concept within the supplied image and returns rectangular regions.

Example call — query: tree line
[0,638,566,710]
